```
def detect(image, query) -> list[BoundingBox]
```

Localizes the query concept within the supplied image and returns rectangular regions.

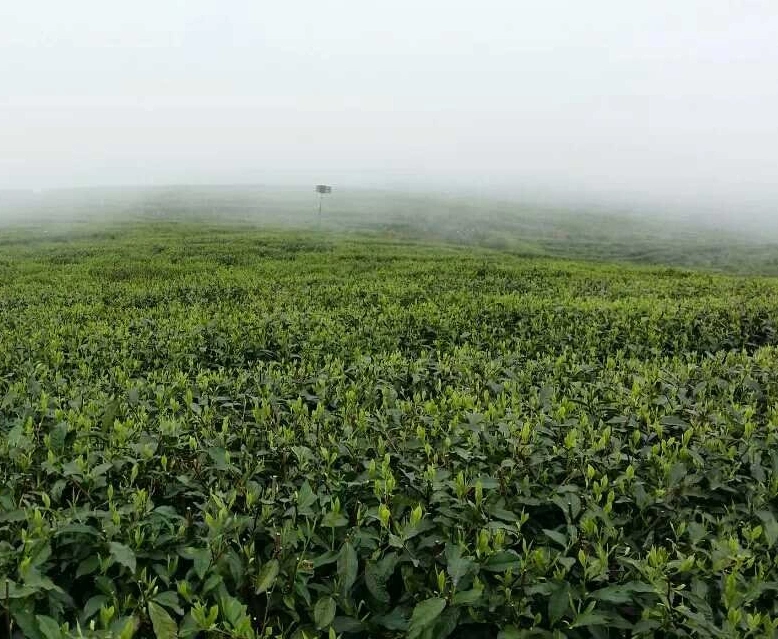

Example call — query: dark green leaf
[36,616,63,639]
[207,448,230,471]
[408,598,446,639]
[591,581,655,604]
[757,510,778,547]
[297,481,317,514]
[365,553,399,604]
[314,596,336,629]
[83,595,108,620]
[482,550,521,572]
[373,607,409,631]
[452,587,484,606]
[429,607,460,639]
[332,616,364,633]
[101,399,120,431]
[190,548,211,581]
[548,582,570,623]
[312,550,340,568]
[148,601,178,639]
[109,542,136,573]
[445,544,474,587]
[570,608,610,628]
[152,591,184,616]
[542,528,568,548]
[12,609,40,639]
[255,559,279,594]
[338,542,358,597]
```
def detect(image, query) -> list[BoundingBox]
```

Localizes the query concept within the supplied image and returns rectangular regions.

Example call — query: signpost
[315,184,332,220]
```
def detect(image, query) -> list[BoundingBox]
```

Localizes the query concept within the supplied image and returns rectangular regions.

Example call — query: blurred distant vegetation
[1,184,777,274]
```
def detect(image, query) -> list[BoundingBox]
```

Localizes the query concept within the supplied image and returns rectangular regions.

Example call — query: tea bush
[2,225,778,638]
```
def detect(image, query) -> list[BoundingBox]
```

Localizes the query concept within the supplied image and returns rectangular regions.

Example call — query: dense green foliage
[2,224,778,638]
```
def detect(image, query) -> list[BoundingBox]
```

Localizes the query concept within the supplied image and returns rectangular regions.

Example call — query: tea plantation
[2,223,778,638]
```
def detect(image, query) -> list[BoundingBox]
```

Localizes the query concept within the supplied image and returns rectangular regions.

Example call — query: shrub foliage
[2,226,778,638]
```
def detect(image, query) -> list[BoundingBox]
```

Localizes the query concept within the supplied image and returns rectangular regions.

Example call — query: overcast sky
[1,1,777,213]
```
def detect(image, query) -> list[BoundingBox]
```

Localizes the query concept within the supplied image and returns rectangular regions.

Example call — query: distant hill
[1,184,777,274]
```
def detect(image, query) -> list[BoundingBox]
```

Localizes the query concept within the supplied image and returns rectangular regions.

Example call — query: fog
[2,1,777,221]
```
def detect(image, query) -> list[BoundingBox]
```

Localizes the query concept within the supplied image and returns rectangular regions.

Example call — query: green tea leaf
[83,595,108,620]
[314,596,336,629]
[373,607,408,631]
[570,608,610,628]
[591,581,655,604]
[548,582,570,623]
[109,542,136,573]
[757,510,778,547]
[332,616,364,633]
[189,548,211,580]
[408,598,446,639]
[207,447,230,471]
[36,615,63,639]
[152,591,184,616]
[148,601,178,639]
[542,528,568,548]
[338,542,358,597]
[482,550,521,572]
[445,544,474,587]
[297,480,317,514]
[452,587,483,606]
[255,559,279,594]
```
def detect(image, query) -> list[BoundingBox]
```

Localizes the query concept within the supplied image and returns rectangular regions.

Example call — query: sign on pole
[315,185,332,218]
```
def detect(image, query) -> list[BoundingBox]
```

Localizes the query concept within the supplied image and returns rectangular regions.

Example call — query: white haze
[1,1,777,220]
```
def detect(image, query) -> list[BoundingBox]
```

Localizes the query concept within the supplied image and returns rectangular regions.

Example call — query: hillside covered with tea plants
[2,223,778,638]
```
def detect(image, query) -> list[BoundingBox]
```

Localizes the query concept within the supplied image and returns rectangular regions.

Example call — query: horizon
[2,1,777,219]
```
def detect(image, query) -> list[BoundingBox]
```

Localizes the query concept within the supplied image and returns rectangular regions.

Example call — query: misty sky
[1,1,777,212]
